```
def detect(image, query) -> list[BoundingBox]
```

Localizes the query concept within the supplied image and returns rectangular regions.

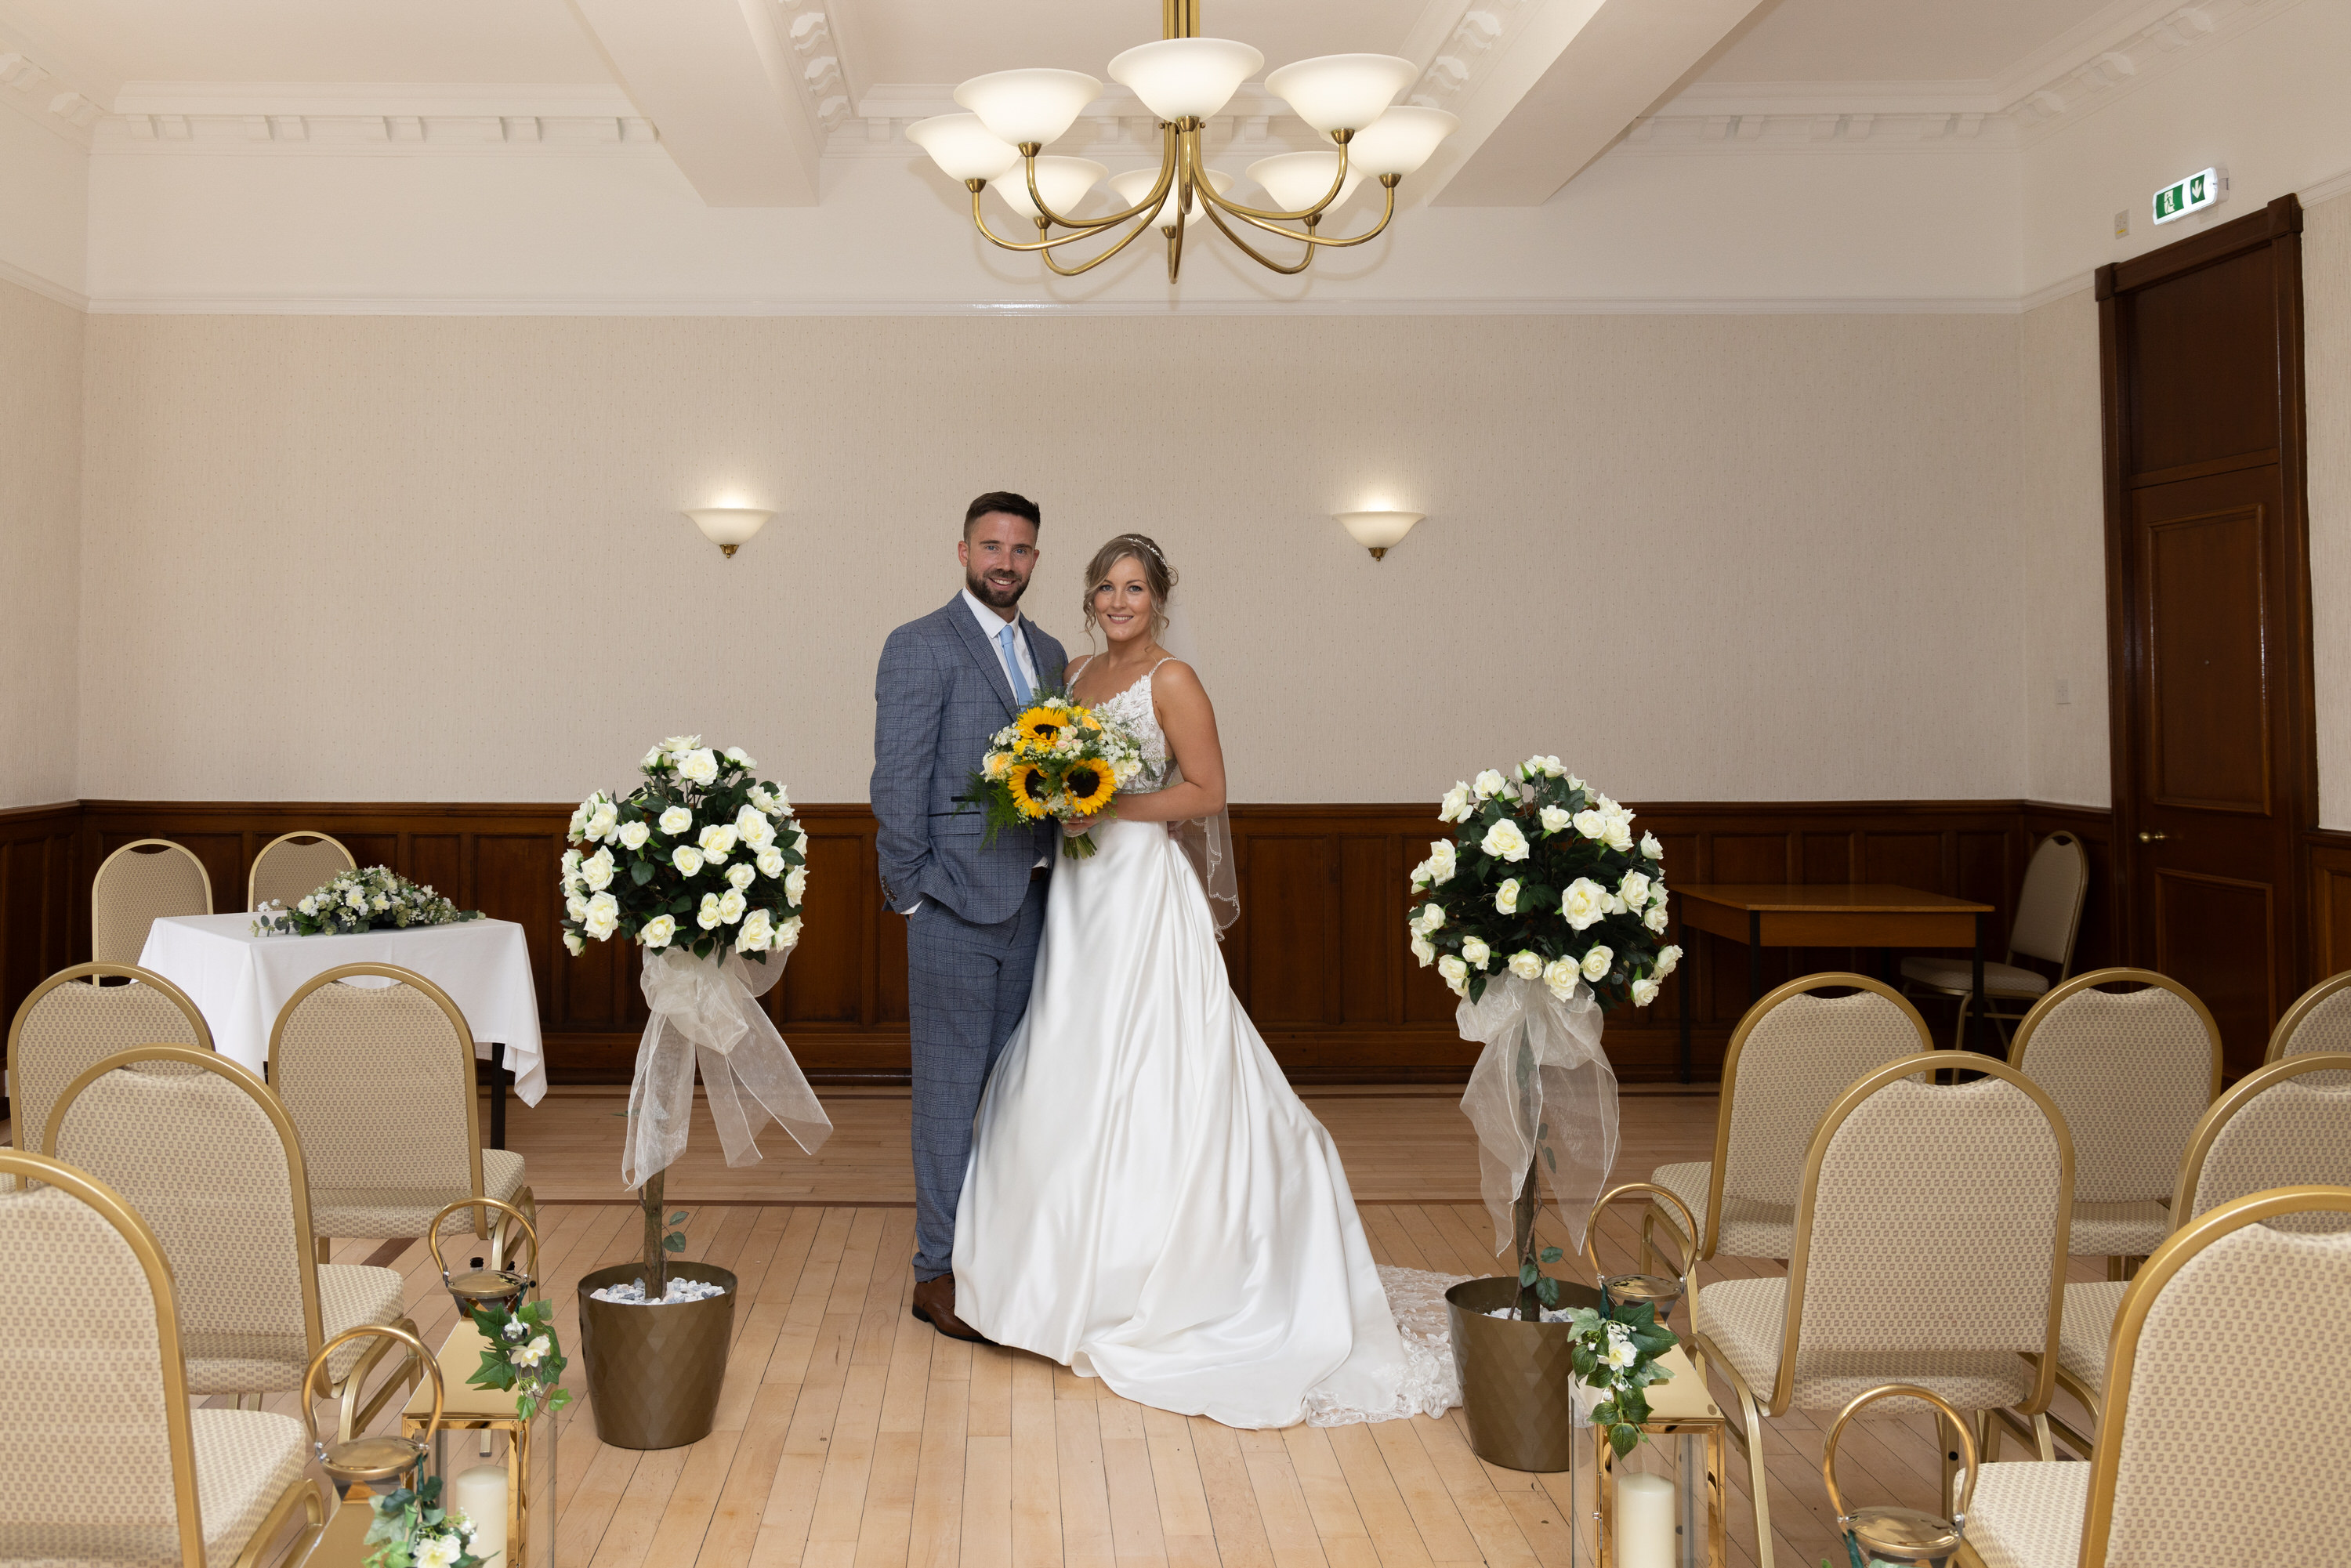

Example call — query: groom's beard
[965,568,1029,611]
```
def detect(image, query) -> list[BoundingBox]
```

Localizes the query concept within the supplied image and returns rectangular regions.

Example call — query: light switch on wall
[2055,676,2073,705]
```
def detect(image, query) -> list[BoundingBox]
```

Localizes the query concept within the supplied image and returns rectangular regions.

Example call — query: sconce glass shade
[1332,509,1422,559]
[1346,106,1460,177]
[1244,151,1365,215]
[1264,53,1417,134]
[686,507,773,558]
[954,68,1102,149]
[1108,38,1264,122]
[1109,165,1233,231]
[990,157,1107,221]
[907,114,1021,183]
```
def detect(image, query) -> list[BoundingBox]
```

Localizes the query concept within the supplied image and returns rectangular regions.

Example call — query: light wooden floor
[16,1088,2101,1566]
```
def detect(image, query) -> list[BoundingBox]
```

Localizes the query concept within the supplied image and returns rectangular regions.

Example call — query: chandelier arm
[1213,178,1398,249]
[969,190,1143,253]
[1027,124,1181,230]
[1039,209,1167,276]
[1199,195,1314,275]
[1192,132,1353,223]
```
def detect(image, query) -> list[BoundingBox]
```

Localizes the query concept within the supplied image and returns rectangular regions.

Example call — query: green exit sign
[2152,166,2226,225]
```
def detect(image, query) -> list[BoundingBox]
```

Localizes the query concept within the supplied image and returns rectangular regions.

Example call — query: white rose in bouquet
[1639,831,1664,859]
[697,893,724,929]
[1480,819,1531,863]
[1425,839,1457,885]
[1461,936,1492,971]
[1646,904,1670,934]
[1437,782,1474,823]
[679,748,720,786]
[641,744,666,770]
[1560,877,1609,931]
[566,893,589,923]
[1473,769,1507,800]
[1654,944,1682,979]
[587,801,620,842]
[563,929,585,956]
[1494,878,1520,914]
[1573,809,1608,841]
[1543,956,1579,1000]
[1538,805,1571,835]
[756,847,786,879]
[736,908,774,952]
[1508,950,1544,980]
[673,845,705,877]
[698,824,738,861]
[1581,944,1614,982]
[658,806,694,835]
[1631,976,1660,1007]
[726,863,756,891]
[639,914,676,949]
[618,820,650,851]
[716,888,748,925]
[724,745,755,768]
[775,914,803,950]
[1617,871,1650,911]
[1436,954,1470,996]
[583,893,621,940]
[581,847,616,891]
[1413,902,1446,934]
[660,733,701,758]
[740,813,776,852]
[785,866,809,904]
[1411,932,1436,967]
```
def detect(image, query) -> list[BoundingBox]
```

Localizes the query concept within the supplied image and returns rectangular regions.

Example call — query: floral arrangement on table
[962,693,1150,859]
[558,735,807,961]
[1407,756,1681,1009]
[465,1293,571,1423]
[361,1475,482,1568]
[252,867,481,937]
[1564,1297,1679,1456]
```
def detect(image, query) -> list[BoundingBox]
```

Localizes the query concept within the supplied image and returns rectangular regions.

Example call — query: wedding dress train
[953,664,1459,1428]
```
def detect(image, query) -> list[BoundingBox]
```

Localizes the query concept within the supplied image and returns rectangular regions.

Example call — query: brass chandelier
[907,1,1459,281]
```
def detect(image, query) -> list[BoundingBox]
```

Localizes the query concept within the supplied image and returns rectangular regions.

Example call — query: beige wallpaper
[2019,288,2110,808]
[0,274,82,809]
[75,312,2027,806]
[2310,191,2351,829]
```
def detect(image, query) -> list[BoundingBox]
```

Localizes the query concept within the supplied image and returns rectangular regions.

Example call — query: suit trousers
[907,875,1049,1280]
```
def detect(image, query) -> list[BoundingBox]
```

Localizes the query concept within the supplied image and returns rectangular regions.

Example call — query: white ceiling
[1697,0,2122,85]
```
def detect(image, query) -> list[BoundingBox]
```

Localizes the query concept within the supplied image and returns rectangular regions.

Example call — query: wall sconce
[1331,509,1424,561]
[683,506,773,558]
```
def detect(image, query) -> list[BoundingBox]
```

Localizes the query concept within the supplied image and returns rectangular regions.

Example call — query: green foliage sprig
[362,1475,482,1568]
[1567,1299,1680,1458]
[465,1295,571,1424]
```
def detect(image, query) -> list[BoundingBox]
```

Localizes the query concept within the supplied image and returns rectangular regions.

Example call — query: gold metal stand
[1591,1342,1727,1568]
[400,1321,555,1568]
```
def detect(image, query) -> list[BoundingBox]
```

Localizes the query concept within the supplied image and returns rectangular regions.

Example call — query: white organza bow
[1457,972,1621,1255]
[621,945,834,1190]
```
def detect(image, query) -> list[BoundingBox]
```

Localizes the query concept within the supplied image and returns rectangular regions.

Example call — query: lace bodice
[1078,658,1171,791]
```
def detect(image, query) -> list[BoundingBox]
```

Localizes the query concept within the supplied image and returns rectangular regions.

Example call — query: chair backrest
[2009,969,2220,1206]
[5,964,213,1158]
[2007,831,2088,970]
[1707,974,1933,1251]
[45,1045,324,1376]
[1779,1052,2070,1414]
[91,838,212,966]
[2172,1054,2351,1233]
[248,831,358,912]
[0,1149,205,1566]
[268,963,484,1204]
[2266,970,2351,1063]
[2085,1186,2351,1566]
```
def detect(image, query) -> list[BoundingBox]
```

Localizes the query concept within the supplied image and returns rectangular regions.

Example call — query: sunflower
[1006,762,1053,819]
[1014,706,1067,751]
[1062,761,1116,816]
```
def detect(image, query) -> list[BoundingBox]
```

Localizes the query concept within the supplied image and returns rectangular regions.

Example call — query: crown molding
[2019,270,2098,313]
[1995,0,2306,139]
[94,79,661,154]
[0,252,86,310]
[0,37,103,147]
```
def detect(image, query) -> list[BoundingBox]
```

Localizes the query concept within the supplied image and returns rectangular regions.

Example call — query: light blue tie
[998,624,1032,705]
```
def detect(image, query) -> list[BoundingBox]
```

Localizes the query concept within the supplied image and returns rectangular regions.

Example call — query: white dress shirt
[904,591,1049,913]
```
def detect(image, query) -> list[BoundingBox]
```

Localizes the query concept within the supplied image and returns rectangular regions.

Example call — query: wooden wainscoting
[2304,828,2351,979]
[49,797,2108,1086]
[0,802,85,1110]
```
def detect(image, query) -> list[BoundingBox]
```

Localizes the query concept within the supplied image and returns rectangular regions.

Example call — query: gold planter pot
[1445,1274,1607,1473]
[578,1262,737,1450]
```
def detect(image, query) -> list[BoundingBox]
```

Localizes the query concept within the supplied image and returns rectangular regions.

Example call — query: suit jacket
[871,596,1070,924]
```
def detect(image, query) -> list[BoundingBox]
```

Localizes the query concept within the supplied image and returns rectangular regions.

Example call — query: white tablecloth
[138,914,547,1105]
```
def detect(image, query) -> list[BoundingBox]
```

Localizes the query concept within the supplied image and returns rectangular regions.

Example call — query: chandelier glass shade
[909,0,1458,281]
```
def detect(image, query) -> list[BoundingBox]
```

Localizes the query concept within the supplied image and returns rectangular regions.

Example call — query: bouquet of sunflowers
[963,693,1151,859]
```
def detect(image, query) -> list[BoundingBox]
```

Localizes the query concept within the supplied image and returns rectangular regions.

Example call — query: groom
[871,491,1068,1343]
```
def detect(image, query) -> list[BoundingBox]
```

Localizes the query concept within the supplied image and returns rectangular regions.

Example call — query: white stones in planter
[590,1276,730,1305]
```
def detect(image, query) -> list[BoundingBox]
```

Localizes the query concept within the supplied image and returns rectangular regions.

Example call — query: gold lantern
[1822,1385,1980,1568]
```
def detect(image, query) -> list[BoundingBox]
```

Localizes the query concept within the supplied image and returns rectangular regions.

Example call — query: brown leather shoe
[910,1272,993,1345]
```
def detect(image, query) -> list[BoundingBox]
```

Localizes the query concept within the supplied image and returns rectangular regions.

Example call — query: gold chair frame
[1645,972,1933,1273]
[91,837,214,963]
[1690,1051,2072,1568]
[0,1147,325,1568]
[245,830,358,913]
[2265,969,2351,1062]
[5,961,213,1154]
[266,961,535,1263]
[2074,1185,2351,1566]
[43,1043,424,1443]
[1900,830,2088,1048]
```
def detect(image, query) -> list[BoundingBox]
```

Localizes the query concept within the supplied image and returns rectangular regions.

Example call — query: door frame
[2096,192,2317,983]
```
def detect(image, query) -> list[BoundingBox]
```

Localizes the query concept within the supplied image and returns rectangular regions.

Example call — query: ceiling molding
[0,38,103,147]
[1994,0,2308,140]
[92,81,661,154]
[2019,270,2098,312]
[0,252,86,310]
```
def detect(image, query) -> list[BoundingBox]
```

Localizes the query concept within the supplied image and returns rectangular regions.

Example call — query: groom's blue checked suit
[872,595,1067,1280]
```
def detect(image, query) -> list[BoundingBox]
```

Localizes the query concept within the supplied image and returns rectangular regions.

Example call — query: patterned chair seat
[313,1147,529,1238]
[190,1407,310,1566]
[2070,1199,2168,1258]
[2053,1279,2128,1395]
[183,1263,406,1393]
[1965,1461,2090,1568]
[1649,1161,1794,1258]
[1694,1275,2035,1413]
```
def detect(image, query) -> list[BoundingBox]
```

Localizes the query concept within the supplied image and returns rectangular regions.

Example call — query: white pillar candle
[452,1464,509,1565]
[1616,1470,1678,1568]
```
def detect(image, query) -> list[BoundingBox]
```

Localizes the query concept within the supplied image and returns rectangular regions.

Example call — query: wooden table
[1674,884,1994,1079]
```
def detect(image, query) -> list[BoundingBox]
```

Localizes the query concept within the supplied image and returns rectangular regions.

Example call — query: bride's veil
[1154,601,1240,935]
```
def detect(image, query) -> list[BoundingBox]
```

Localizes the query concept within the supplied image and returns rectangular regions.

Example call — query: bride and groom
[869,491,1439,1429]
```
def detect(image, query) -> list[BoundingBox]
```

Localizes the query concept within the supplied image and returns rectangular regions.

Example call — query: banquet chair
[2266,968,2351,1064]
[1966,1186,2351,1568]
[1900,830,2087,1048]
[1645,973,1932,1272]
[269,962,533,1266]
[2034,1050,2351,1458]
[5,962,212,1186]
[2008,969,2220,1276]
[91,836,213,965]
[1690,1052,2071,1568]
[45,1045,423,1444]
[246,830,357,912]
[0,1147,324,1568]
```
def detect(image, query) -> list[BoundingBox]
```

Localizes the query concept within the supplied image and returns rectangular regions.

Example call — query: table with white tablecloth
[137,914,548,1133]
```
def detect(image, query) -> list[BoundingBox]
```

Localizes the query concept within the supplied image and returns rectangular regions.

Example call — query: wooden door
[2100,196,2316,1078]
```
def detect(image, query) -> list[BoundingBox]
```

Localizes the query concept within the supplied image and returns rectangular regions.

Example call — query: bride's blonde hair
[1081,534,1178,646]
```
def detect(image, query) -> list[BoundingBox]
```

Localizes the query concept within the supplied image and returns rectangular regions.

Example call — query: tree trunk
[1512,1155,1541,1320]
[641,1168,667,1297]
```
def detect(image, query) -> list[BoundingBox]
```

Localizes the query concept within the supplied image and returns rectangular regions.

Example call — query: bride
[953,533,1440,1429]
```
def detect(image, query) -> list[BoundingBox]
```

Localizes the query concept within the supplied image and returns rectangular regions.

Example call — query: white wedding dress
[953,660,1460,1429]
